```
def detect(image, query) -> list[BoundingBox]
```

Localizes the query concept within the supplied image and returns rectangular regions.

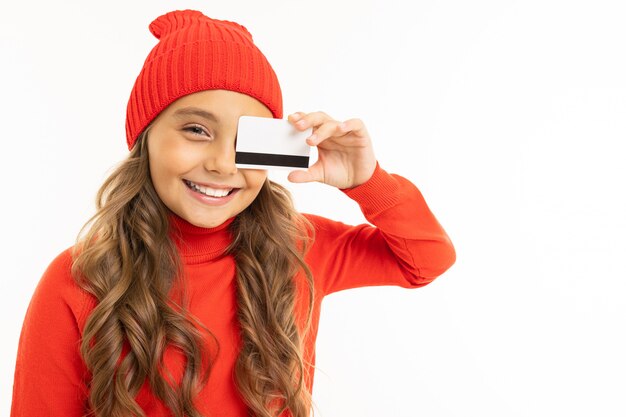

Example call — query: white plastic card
[235,115,312,170]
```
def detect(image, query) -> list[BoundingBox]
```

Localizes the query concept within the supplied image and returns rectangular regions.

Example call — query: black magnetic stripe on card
[235,152,309,168]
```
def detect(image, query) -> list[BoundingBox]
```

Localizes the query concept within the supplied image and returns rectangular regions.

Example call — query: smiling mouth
[183,179,238,198]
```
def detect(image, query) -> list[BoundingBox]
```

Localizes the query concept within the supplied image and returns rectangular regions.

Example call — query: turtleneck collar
[167,211,236,264]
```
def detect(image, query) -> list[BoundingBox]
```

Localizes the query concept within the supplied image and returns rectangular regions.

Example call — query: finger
[287,111,305,124]
[307,120,344,146]
[337,118,368,137]
[288,111,334,131]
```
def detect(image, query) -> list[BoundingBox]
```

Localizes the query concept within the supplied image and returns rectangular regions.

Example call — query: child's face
[146,89,273,228]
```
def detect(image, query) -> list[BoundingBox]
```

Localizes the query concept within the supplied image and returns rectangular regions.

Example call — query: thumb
[287,164,324,183]
[287,169,316,183]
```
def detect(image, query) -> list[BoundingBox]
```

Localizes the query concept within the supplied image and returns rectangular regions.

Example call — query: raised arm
[304,162,456,296]
[285,110,455,296]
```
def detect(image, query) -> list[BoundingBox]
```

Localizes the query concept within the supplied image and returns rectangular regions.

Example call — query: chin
[193,212,230,228]
[199,219,225,228]
[187,216,220,228]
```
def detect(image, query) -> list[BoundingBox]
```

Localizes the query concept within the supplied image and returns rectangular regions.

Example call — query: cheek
[244,171,267,191]
[150,139,199,180]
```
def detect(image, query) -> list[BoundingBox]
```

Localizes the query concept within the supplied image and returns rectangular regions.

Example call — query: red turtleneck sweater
[10,163,455,416]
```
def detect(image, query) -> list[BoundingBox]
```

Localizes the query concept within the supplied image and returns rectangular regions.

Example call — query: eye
[183,124,211,139]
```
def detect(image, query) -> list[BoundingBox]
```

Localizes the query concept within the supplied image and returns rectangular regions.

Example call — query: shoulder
[37,245,79,293]
[27,245,91,330]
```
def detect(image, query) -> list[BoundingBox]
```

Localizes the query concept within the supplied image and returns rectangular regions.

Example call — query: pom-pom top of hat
[148,9,254,43]
[125,9,283,150]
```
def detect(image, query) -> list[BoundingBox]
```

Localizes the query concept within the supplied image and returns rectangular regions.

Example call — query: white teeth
[186,180,233,197]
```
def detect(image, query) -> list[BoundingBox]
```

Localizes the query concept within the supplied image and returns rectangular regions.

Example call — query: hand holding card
[286,111,377,189]
[235,116,313,170]
[235,111,377,189]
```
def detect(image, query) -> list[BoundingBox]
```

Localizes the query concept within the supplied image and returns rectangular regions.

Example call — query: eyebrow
[173,107,220,123]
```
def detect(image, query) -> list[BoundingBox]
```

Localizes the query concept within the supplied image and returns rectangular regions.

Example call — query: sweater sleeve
[11,247,91,416]
[304,162,456,296]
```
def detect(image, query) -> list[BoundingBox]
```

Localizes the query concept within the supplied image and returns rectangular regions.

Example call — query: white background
[1,1,625,416]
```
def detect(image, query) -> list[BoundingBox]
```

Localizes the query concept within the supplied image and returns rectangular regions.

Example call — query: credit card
[235,115,312,170]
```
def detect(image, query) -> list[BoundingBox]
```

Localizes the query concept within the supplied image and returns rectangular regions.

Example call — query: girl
[10,9,455,417]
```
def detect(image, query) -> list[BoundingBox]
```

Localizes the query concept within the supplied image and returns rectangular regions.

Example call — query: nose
[204,139,237,176]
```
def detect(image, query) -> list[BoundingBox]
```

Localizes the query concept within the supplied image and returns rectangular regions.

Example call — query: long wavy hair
[70,124,317,417]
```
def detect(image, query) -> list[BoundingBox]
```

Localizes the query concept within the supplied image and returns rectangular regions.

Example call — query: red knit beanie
[125,9,283,150]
